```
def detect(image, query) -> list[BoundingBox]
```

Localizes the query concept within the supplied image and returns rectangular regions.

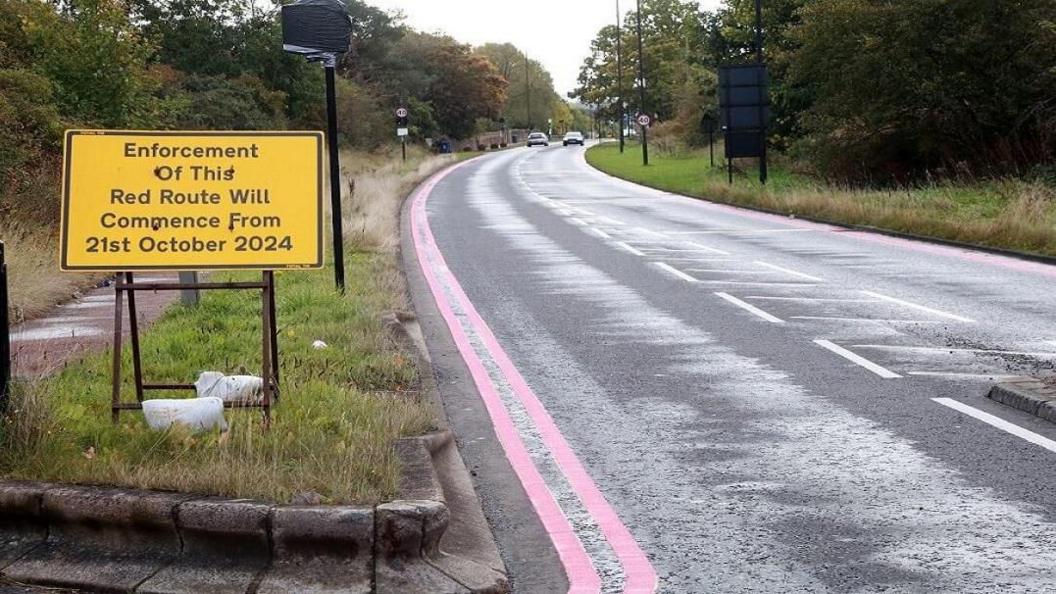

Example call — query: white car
[526,132,550,147]
[563,132,585,146]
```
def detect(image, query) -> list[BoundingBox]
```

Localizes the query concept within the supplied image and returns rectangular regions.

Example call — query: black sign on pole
[282,0,353,293]
[719,64,769,184]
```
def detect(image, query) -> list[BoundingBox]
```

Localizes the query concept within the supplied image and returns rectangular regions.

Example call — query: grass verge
[587,142,1056,257]
[0,147,452,504]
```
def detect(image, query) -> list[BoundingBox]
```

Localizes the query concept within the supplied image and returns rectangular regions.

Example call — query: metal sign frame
[110,272,280,425]
[719,63,770,183]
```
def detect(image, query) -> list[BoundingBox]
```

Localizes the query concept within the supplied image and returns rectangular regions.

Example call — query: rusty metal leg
[126,272,145,402]
[267,271,279,391]
[111,277,125,424]
[261,272,272,428]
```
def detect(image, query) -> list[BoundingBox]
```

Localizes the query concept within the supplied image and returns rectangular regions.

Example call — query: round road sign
[395,107,409,118]
[637,114,652,127]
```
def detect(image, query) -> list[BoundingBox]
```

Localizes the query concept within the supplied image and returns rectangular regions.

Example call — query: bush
[489,143,499,150]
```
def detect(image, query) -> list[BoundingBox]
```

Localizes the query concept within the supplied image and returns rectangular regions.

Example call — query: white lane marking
[654,262,699,283]
[615,242,646,257]
[669,229,816,235]
[684,241,730,255]
[852,345,1056,358]
[598,216,626,226]
[684,269,779,274]
[569,218,588,226]
[861,291,976,323]
[634,227,667,238]
[791,316,944,324]
[695,281,821,288]
[715,293,785,323]
[814,340,902,378]
[587,228,612,239]
[746,296,882,303]
[910,372,1027,381]
[933,398,1056,454]
[753,261,826,282]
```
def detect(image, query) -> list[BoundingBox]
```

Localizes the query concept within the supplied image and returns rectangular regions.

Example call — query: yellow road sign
[61,130,324,271]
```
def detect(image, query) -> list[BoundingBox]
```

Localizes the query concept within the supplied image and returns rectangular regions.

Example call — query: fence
[0,241,9,410]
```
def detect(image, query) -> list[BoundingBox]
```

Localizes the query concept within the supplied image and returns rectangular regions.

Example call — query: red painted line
[411,159,659,593]
[410,160,602,593]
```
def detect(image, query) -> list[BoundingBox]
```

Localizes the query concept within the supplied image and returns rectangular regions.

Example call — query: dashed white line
[654,263,699,283]
[615,242,646,257]
[851,345,1056,358]
[860,291,976,323]
[792,316,943,324]
[695,281,821,288]
[753,261,826,282]
[683,241,730,255]
[715,293,785,323]
[746,296,881,303]
[568,218,588,226]
[933,398,1056,454]
[587,228,612,239]
[910,372,1026,381]
[634,227,668,238]
[813,339,902,378]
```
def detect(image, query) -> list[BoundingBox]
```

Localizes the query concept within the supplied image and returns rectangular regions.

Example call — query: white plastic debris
[194,371,264,403]
[312,340,329,350]
[142,397,228,433]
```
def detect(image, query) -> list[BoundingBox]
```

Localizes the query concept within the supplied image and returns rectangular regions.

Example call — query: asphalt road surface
[404,143,1056,593]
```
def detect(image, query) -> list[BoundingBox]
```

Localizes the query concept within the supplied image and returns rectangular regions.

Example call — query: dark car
[563,131,585,146]
[526,132,550,147]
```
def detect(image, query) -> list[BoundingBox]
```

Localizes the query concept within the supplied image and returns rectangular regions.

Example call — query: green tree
[476,43,562,131]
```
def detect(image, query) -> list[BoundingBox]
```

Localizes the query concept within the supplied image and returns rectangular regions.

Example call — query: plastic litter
[312,340,329,350]
[142,397,228,433]
[195,371,264,403]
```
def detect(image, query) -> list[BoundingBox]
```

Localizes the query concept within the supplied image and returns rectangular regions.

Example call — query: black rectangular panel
[725,130,765,158]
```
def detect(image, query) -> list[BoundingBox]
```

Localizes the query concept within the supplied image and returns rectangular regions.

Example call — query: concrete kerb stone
[988,379,1056,423]
[138,498,272,594]
[258,505,374,594]
[4,486,191,592]
[0,483,48,569]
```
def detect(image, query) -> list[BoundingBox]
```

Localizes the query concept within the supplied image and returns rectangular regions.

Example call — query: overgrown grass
[0,147,447,504]
[0,221,103,323]
[587,142,1056,257]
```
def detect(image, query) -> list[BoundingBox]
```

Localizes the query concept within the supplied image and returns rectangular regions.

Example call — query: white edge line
[933,398,1056,454]
[861,291,976,323]
[791,316,944,324]
[715,292,785,323]
[654,262,699,283]
[754,261,826,282]
[615,242,646,257]
[813,339,902,378]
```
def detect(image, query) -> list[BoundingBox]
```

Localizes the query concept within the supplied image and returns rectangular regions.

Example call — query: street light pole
[525,51,532,131]
[755,0,768,184]
[635,0,649,166]
[616,0,625,154]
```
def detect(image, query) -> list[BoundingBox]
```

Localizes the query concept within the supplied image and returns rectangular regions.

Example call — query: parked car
[526,132,550,147]
[563,131,585,146]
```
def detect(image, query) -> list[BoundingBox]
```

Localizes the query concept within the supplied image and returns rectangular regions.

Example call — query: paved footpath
[9,274,179,378]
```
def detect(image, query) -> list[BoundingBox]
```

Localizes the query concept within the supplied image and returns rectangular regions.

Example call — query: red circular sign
[637,114,652,127]
[395,107,409,118]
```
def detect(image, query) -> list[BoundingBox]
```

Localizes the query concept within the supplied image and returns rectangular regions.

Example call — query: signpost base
[110,272,280,426]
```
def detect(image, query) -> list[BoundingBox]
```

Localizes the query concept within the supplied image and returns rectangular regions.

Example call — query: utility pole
[755,0,768,184]
[616,0,625,153]
[525,51,532,131]
[635,0,649,166]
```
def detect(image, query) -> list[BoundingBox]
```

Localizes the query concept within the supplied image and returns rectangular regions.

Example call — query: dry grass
[0,221,103,323]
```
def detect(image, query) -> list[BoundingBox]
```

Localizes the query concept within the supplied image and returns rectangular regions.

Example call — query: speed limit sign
[637,113,652,127]
[395,107,409,118]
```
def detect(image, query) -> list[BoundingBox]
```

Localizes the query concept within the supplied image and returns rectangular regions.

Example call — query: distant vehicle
[563,131,585,146]
[526,132,550,147]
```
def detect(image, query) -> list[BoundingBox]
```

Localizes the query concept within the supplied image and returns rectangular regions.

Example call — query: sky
[366,0,725,98]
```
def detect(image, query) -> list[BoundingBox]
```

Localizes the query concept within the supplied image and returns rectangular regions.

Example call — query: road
[403,143,1056,593]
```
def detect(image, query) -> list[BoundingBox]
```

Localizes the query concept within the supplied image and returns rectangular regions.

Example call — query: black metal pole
[756,0,768,185]
[401,137,407,162]
[709,129,715,167]
[324,60,346,292]
[635,0,649,166]
[617,0,625,154]
[0,241,9,412]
